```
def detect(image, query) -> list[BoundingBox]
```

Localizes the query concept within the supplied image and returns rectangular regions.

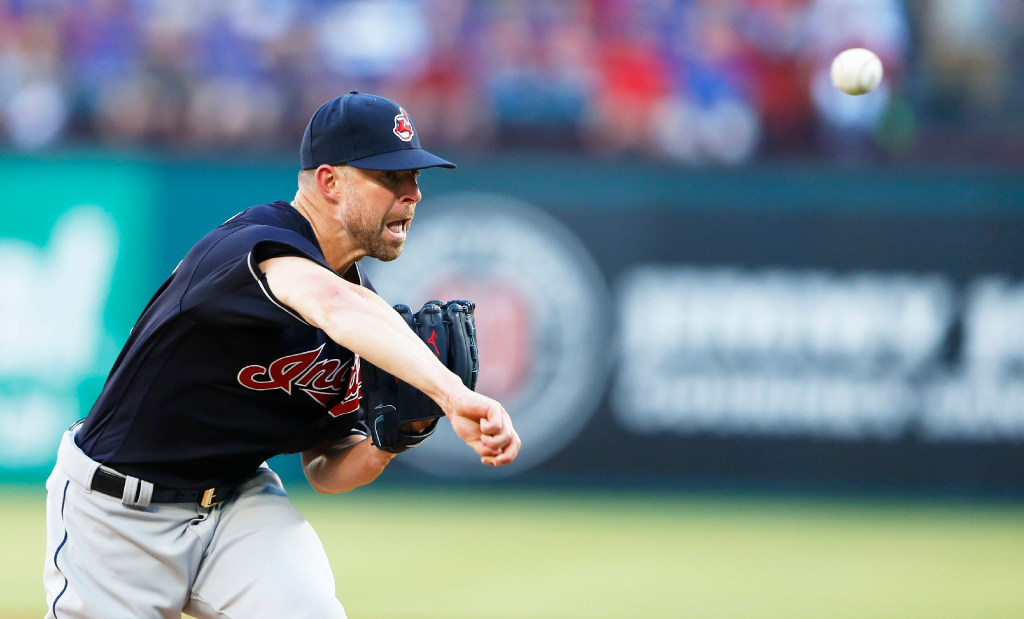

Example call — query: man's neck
[289,192,359,276]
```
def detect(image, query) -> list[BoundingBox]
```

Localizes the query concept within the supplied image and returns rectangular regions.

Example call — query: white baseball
[830,48,883,95]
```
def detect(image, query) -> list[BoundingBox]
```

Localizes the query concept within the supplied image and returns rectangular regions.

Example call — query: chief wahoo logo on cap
[393,108,415,142]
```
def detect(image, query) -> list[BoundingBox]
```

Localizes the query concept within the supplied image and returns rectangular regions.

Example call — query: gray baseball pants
[44,430,347,618]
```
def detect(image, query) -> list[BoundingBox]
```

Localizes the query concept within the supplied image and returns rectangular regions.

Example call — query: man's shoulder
[198,202,312,249]
[221,201,302,231]
[183,201,326,274]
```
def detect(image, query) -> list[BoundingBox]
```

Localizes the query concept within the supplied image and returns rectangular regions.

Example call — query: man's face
[342,167,422,262]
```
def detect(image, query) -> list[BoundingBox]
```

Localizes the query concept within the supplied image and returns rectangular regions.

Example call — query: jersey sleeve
[180,224,332,327]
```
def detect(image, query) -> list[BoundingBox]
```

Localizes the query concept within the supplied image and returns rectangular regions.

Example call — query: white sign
[614,265,1024,442]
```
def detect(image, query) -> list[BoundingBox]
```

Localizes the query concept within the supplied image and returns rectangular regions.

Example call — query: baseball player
[43,91,520,618]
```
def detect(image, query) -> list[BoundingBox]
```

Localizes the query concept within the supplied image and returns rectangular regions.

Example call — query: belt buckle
[200,488,220,508]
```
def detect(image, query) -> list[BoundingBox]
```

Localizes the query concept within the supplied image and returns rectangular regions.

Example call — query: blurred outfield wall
[1,152,1023,492]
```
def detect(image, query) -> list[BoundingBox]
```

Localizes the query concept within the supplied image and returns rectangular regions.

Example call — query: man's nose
[402,181,422,204]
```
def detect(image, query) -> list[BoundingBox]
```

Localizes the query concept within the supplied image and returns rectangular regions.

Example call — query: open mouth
[385,218,411,240]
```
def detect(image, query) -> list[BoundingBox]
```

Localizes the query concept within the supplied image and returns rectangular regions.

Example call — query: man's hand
[444,389,520,466]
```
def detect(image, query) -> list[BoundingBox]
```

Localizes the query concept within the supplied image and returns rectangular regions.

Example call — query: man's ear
[315,164,344,199]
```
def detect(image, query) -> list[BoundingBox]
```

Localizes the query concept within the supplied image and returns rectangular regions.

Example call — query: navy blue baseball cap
[300,91,455,171]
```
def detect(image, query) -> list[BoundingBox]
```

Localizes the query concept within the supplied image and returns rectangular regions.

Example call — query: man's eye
[383,171,417,184]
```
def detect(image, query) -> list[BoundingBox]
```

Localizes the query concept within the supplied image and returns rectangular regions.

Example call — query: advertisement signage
[368,170,1024,489]
[0,158,155,473]
[2,155,1021,490]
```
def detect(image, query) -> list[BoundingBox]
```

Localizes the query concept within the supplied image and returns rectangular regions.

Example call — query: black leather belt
[90,468,236,508]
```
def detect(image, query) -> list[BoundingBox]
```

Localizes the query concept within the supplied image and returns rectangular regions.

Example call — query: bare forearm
[302,437,395,494]
[309,283,464,408]
[261,257,521,467]
[261,257,463,410]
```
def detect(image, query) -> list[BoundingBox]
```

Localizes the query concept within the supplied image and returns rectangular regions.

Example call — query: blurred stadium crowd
[1,0,1022,165]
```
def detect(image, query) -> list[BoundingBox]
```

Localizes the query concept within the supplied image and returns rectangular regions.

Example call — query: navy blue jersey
[75,201,371,489]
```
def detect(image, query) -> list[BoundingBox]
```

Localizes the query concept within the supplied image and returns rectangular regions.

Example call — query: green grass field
[5,484,1023,618]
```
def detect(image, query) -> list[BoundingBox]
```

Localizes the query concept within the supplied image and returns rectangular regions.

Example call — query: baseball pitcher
[43,92,520,618]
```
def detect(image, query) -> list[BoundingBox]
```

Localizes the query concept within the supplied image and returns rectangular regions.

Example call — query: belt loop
[136,479,154,508]
[121,476,139,507]
[120,475,154,509]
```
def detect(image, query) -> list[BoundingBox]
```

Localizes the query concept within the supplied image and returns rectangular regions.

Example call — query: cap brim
[348,148,456,171]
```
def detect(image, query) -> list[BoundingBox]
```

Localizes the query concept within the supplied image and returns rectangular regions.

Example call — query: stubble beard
[349,215,404,262]
[345,188,404,262]
[367,231,404,262]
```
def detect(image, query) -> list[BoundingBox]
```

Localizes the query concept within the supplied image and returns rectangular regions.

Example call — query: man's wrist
[432,372,466,416]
